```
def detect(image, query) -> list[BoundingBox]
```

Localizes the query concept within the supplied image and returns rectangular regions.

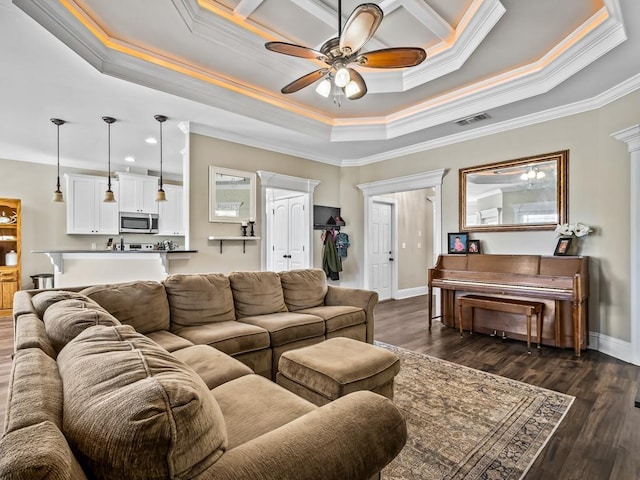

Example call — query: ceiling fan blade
[339,3,383,55]
[345,68,367,100]
[281,69,329,94]
[265,42,329,63]
[356,48,427,68]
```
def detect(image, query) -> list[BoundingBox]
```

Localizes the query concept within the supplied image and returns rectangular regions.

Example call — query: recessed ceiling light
[145,137,157,144]
[124,156,135,162]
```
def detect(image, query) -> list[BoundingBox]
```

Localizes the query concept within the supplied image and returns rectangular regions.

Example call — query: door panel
[272,199,289,272]
[370,201,392,300]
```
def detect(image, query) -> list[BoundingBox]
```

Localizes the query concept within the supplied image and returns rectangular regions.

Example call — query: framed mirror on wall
[208,166,256,223]
[459,150,568,232]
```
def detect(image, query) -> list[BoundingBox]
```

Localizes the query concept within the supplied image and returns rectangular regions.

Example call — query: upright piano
[428,254,589,355]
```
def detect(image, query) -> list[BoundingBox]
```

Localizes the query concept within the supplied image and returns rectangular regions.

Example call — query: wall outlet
[402,242,406,249]
[417,242,421,248]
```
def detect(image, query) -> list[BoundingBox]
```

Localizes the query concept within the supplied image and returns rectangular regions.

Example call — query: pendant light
[154,114,167,202]
[102,116,116,203]
[50,118,65,202]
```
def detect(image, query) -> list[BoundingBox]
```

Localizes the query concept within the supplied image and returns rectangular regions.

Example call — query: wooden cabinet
[117,173,158,214]
[157,184,185,236]
[0,198,20,316]
[66,174,119,235]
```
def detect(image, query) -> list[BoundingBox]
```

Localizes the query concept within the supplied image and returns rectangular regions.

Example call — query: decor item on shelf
[0,210,17,224]
[249,219,255,237]
[468,239,481,254]
[154,114,167,202]
[554,236,572,256]
[51,118,65,202]
[555,222,594,237]
[265,1,426,105]
[102,116,117,203]
[447,232,468,254]
[240,221,248,237]
[5,249,17,266]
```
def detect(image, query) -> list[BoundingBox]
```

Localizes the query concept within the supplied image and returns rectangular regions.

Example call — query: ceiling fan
[265,1,427,102]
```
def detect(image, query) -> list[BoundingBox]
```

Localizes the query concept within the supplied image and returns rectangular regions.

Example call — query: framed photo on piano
[554,237,572,256]
[448,232,468,254]
[468,239,481,254]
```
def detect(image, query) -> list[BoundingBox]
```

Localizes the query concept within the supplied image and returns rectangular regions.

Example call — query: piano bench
[456,295,544,353]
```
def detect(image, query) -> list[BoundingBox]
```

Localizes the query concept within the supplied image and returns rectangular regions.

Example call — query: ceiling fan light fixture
[339,3,384,55]
[344,80,361,98]
[334,66,350,88]
[315,78,332,97]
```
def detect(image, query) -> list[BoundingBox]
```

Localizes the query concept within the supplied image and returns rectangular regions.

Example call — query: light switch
[417,242,421,248]
[402,242,406,249]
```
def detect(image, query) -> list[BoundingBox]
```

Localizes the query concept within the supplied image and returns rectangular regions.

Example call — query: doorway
[357,169,446,303]
[370,199,395,300]
[269,190,308,271]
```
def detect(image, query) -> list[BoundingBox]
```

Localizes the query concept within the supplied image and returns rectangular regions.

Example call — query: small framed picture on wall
[554,237,572,256]
[468,239,481,254]
[448,232,468,254]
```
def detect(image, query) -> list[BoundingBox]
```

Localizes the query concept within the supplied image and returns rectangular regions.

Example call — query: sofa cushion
[296,305,365,333]
[57,325,227,480]
[172,345,253,389]
[212,374,315,449]
[164,273,235,327]
[31,290,97,318]
[43,299,121,353]
[145,330,194,352]
[238,312,325,347]
[279,269,327,311]
[80,281,170,334]
[229,271,287,317]
[174,321,270,356]
[13,313,57,359]
[0,421,88,480]
[3,348,63,435]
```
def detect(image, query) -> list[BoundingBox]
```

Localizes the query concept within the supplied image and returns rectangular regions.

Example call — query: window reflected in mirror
[209,167,256,223]
[459,151,568,232]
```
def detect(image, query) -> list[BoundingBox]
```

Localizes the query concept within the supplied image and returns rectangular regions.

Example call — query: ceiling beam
[234,0,264,20]
[402,0,454,40]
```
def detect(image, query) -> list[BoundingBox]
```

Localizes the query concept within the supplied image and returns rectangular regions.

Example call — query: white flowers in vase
[555,222,593,237]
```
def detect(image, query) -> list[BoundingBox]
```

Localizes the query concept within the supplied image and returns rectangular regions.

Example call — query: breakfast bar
[32,249,196,288]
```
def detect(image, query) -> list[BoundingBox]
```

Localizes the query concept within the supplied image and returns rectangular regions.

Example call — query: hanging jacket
[322,230,342,281]
[335,232,350,258]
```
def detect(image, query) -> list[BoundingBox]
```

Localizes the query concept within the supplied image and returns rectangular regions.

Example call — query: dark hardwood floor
[375,295,640,480]
[1,297,638,479]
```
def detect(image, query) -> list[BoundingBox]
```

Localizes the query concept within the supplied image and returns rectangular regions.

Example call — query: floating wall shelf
[207,236,261,254]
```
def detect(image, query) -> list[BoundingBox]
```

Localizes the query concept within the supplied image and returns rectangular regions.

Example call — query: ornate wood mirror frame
[208,166,256,223]
[459,150,568,232]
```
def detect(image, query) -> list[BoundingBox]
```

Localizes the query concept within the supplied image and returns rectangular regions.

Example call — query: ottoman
[276,337,401,406]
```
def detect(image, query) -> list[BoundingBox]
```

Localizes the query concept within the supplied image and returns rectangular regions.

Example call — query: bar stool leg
[458,302,463,337]
[536,312,542,349]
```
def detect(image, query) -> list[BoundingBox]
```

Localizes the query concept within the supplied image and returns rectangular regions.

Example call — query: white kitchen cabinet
[117,172,158,214]
[157,184,185,236]
[66,174,119,235]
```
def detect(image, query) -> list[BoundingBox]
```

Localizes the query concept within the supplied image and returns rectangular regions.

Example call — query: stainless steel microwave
[119,212,159,234]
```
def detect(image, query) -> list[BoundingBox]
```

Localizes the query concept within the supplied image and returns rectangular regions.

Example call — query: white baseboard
[394,286,428,300]
[588,331,635,364]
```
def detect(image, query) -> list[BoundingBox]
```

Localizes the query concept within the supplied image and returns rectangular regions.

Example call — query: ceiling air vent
[454,113,491,126]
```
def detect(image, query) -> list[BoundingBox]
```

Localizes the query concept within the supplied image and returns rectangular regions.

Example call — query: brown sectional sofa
[1,269,406,479]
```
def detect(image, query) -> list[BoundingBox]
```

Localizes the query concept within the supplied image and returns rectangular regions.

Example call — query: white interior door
[370,201,393,300]
[269,192,308,271]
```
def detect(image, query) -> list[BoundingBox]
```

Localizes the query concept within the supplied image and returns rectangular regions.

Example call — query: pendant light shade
[154,114,168,202]
[102,116,117,203]
[51,118,65,202]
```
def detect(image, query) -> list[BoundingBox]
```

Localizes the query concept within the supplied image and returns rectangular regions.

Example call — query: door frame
[257,171,320,272]
[357,169,446,298]
[370,197,398,300]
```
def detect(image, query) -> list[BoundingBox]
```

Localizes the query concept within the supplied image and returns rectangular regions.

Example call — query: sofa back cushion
[228,271,288,317]
[43,299,121,353]
[164,273,235,328]
[57,325,227,480]
[31,290,98,318]
[279,269,327,311]
[80,281,170,334]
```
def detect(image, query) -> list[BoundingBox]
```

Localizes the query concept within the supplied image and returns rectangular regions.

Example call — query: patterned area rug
[377,342,574,480]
